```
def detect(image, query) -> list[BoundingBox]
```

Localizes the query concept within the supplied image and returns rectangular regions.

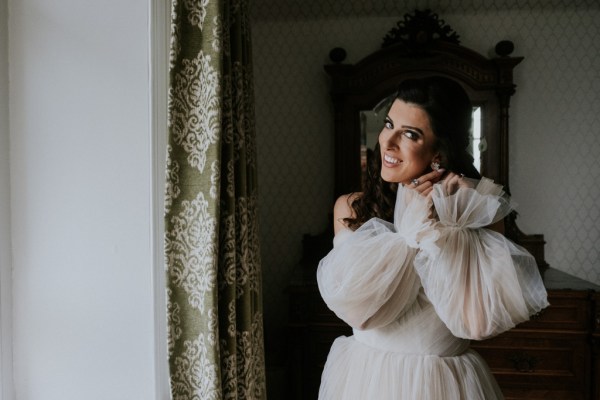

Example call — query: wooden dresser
[287,266,600,399]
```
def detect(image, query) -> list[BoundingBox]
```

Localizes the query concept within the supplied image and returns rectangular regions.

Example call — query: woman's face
[378,99,438,184]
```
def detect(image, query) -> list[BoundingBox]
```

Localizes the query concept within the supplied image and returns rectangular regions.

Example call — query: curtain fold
[165,0,266,398]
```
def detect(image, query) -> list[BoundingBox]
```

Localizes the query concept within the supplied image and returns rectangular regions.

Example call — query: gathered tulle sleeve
[317,188,434,330]
[415,177,549,340]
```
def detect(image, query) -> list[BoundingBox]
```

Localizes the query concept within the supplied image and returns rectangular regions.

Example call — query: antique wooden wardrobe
[287,10,600,400]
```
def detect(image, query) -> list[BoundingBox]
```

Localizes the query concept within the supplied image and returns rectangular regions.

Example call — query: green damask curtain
[165,0,266,399]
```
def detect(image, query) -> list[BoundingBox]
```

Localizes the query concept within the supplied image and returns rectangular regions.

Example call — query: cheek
[378,130,388,146]
[400,141,421,158]
[401,141,433,160]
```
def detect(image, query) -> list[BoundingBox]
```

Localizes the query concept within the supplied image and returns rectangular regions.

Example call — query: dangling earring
[431,161,441,171]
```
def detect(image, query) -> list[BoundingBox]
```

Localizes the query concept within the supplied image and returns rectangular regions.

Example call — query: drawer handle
[509,352,540,373]
[530,309,546,320]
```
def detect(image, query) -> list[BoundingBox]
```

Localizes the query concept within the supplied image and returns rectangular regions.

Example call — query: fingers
[443,173,461,195]
[420,168,446,185]
[411,170,472,197]
[421,186,434,199]
[441,172,475,195]
[411,178,433,194]
[410,168,445,192]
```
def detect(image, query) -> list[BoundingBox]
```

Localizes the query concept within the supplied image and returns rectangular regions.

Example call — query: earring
[431,161,441,171]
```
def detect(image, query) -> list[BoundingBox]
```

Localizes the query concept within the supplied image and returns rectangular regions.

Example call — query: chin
[380,171,403,184]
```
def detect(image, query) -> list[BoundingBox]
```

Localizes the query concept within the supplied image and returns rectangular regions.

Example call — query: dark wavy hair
[345,76,481,230]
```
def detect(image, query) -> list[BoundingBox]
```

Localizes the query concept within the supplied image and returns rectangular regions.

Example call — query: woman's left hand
[440,172,473,195]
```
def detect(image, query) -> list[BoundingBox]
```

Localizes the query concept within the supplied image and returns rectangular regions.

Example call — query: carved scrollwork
[382,9,460,50]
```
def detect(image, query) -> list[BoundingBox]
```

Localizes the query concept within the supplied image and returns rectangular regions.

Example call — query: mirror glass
[360,95,485,181]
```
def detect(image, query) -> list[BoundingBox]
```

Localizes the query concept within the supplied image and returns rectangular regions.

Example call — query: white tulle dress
[317,178,549,400]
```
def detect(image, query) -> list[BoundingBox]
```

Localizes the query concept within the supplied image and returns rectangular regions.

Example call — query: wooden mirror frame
[323,10,547,266]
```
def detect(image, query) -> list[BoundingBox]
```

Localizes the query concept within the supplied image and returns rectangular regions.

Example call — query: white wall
[8,0,161,398]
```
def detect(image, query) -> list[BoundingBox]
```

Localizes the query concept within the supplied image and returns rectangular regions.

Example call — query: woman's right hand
[409,168,446,198]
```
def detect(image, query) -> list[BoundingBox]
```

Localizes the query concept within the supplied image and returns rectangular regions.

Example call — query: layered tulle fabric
[319,337,503,400]
[316,177,549,399]
[317,219,420,330]
[416,178,549,339]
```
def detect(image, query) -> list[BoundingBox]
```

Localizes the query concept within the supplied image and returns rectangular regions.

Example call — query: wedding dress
[317,178,549,400]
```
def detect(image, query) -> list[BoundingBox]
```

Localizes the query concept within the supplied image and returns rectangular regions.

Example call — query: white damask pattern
[219,312,266,399]
[184,0,210,31]
[207,308,218,345]
[169,51,221,173]
[172,334,221,400]
[169,0,182,70]
[210,160,220,199]
[212,16,222,52]
[166,191,217,313]
[238,195,262,295]
[235,317,267,399]
[167,288,182,356]
[165,145,181,214]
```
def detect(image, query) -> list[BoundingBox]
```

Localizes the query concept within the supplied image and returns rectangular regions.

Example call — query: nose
[380,129,399,150]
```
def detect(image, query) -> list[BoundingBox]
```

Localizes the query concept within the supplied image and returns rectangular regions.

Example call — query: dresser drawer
[472,330,589,394]
[515,291,592,331]
[501,388,586,400]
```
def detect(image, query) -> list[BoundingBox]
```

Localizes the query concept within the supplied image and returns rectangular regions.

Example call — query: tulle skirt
[318,335,504,400]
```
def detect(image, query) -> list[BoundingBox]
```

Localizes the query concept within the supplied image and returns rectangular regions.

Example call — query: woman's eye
[403,130,419,140]
[384,120,393,129]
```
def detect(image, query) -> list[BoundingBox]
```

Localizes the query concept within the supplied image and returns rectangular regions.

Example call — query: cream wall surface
[8,0,157,398]
[251,0,600,374]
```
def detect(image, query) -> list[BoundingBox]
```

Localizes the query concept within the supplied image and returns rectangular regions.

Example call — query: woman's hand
[410,170,474,203]
[409,168,445,197]
[440,172,474,195]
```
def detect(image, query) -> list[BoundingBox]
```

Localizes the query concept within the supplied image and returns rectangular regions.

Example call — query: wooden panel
[516,291,591,331]
[472,330,590,398]
[502,388,585,400]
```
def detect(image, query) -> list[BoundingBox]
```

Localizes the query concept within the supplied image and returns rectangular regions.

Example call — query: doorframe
[150,0,171,397]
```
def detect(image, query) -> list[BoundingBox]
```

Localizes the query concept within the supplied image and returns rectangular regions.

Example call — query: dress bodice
[353,291,470,357]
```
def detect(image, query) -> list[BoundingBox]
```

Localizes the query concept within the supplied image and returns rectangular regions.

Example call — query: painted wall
[7,0,158,398]
[251,0,600,390]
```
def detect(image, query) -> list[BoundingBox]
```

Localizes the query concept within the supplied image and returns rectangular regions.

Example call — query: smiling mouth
[384,154,401,165]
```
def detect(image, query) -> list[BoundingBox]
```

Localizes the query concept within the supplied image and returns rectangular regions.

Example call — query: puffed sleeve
[414,178,549,340]
[317,219,420,330]
[317,186,437,330]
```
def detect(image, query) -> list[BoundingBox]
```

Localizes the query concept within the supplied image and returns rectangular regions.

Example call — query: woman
[317,76,549,399]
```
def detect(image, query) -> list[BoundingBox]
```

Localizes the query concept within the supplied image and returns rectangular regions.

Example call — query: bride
[317,76,549,399]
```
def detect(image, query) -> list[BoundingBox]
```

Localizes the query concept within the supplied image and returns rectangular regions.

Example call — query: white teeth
[384,154,400,164]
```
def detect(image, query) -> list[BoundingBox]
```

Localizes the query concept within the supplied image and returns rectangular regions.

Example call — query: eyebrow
[401,125,424,135]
